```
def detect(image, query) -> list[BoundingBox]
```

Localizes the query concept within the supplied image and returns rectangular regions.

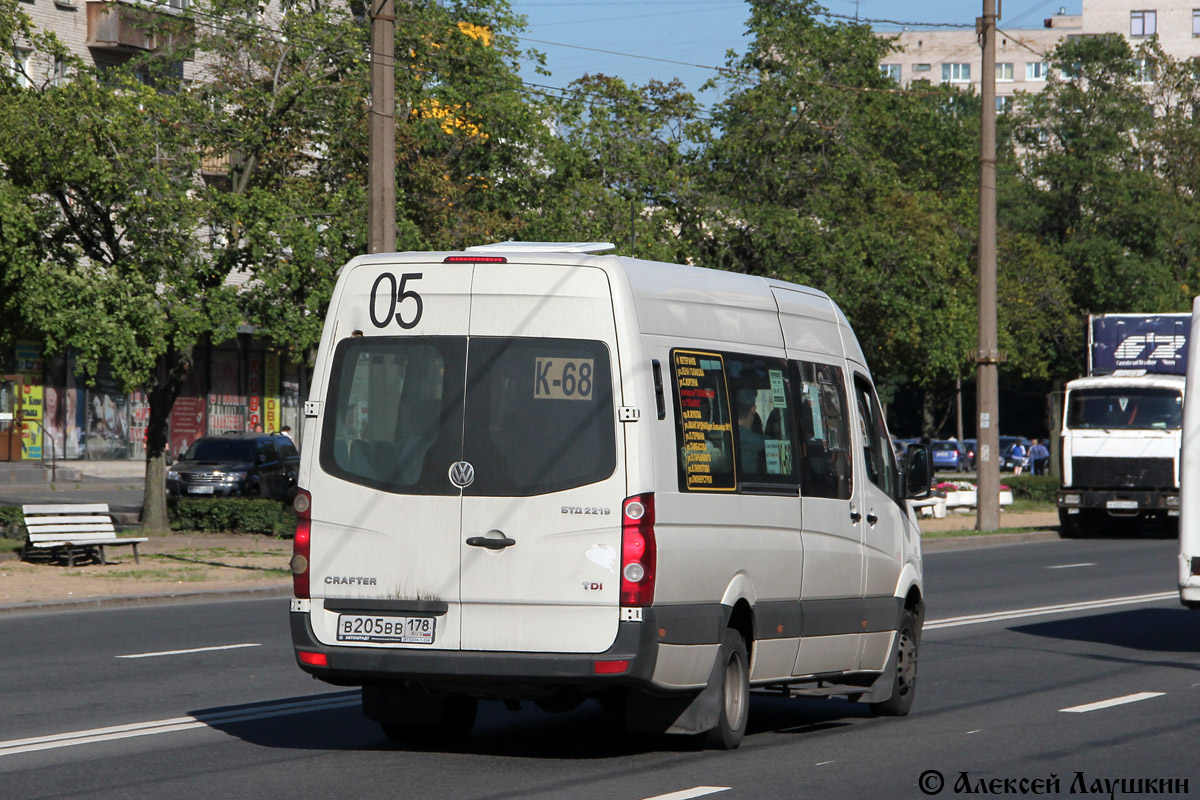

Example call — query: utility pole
[368,0,396,254]
[976,0,1001,531]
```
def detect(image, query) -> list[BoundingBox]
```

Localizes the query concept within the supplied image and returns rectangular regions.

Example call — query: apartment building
[7,0,200,86]
[878,1,1200,108]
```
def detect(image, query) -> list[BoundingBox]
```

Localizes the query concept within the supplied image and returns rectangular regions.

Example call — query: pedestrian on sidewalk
[1029,439,1050,476]
[1011,440,1027,475]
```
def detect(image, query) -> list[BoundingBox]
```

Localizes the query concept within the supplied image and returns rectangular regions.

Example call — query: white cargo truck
[288,242,934,749]
[1178,299,1200,608]
[1057,313,1188,537]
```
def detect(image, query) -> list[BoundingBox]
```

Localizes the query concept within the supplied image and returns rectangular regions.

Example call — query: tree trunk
[141,348,191,532]
[921,389,935,440]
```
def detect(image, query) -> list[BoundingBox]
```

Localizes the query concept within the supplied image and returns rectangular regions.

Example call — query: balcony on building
[86,0,192,53]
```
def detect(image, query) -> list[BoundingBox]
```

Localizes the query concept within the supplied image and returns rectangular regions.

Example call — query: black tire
[703,629,750,750]
[870,608,919,717]
[1058,508,1082,539]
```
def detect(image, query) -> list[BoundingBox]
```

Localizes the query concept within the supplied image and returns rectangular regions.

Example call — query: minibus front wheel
[869,608,919,717]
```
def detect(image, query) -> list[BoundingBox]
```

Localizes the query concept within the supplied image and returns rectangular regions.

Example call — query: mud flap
[625,647,724,735]
[855,639,897,706]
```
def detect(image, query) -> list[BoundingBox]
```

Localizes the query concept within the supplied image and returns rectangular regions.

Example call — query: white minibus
[289,242,933,748]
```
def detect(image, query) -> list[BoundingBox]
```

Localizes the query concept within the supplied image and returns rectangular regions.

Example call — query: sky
[508,0,1084,110]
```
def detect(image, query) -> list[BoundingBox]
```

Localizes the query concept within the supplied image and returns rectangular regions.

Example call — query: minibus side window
[792,361,852,500]
[725,354,799,489]
[671,349,737,492]
[853,374,901,503]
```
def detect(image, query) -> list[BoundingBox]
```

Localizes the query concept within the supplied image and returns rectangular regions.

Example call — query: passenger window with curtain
[792,361,852,500]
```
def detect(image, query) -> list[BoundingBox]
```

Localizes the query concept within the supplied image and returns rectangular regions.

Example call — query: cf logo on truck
[1114,334,1186,362]
[448,461,475,488]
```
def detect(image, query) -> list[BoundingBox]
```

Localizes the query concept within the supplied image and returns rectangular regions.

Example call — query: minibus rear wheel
[703,628,749,749]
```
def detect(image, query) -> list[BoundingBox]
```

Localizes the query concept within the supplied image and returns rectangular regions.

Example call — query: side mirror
[904,443,933,500]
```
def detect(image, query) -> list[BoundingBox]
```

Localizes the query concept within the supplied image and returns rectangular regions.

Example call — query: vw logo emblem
[448,461,475,488]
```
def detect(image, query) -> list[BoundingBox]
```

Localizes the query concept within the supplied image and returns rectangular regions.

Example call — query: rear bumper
[1057,489,1179,515]
[290,610,662,691]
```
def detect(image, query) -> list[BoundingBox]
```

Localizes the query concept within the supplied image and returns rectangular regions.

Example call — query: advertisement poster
[248,355,263,432]
[15,341,42,375]
[264,353,280,433]
[17,342,43,460]
[42,354,79,460]
[208,350,244,433]
[170,396,206,459]
[129,390,150,460]
[20,383,43,460]
[84,363,130,460]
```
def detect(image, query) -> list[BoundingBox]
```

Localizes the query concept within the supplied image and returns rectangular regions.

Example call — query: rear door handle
[867,513,879,525]
[850,511,862,524]
[467,536,516,550]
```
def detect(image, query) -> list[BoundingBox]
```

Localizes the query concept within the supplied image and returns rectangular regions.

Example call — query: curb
[922,529,1062,552]
[0,584,292,615]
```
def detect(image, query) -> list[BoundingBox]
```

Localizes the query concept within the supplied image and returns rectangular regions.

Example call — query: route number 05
[369,272,423,330]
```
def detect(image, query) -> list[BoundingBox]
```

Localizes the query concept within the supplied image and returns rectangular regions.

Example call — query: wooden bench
[21,504,148,567]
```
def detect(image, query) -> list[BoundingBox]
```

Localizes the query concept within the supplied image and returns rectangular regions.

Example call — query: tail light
[291,489,312,599]
[620,493,656,607]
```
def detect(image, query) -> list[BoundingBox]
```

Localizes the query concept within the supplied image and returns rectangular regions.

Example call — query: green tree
[0,48,237,530]
[179,0,559,365]
[524,73,705,262]
[1007,34,1190,319]
[693,0,979,414]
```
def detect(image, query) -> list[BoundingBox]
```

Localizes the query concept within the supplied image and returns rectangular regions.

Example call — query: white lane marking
[1060,692,1165,714]
[926,592,1176,630]
[641,789,730,800]
[1046,563,1096,570]
[0,693,359,757]
[116,643,261,659]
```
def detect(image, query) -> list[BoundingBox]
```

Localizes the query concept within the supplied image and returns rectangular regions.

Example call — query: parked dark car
[273,434,300,498]
[931,439,970,472]
[167,433,292,500]
[999,436,1032,472]
[962,438,978,470]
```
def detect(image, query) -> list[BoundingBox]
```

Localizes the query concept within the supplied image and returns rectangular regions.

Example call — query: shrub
[1002,474,1057,503]
[0,505,23,539]
[169,498,296,537]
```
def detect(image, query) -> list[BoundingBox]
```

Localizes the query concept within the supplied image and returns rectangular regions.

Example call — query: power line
[514,36,734,74]
[819,11,975,29]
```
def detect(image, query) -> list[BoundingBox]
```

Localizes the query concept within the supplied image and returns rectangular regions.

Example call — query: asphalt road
[1,536,1195,800]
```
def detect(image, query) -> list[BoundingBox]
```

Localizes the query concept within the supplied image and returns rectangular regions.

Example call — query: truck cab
[1057,374,1184,536]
